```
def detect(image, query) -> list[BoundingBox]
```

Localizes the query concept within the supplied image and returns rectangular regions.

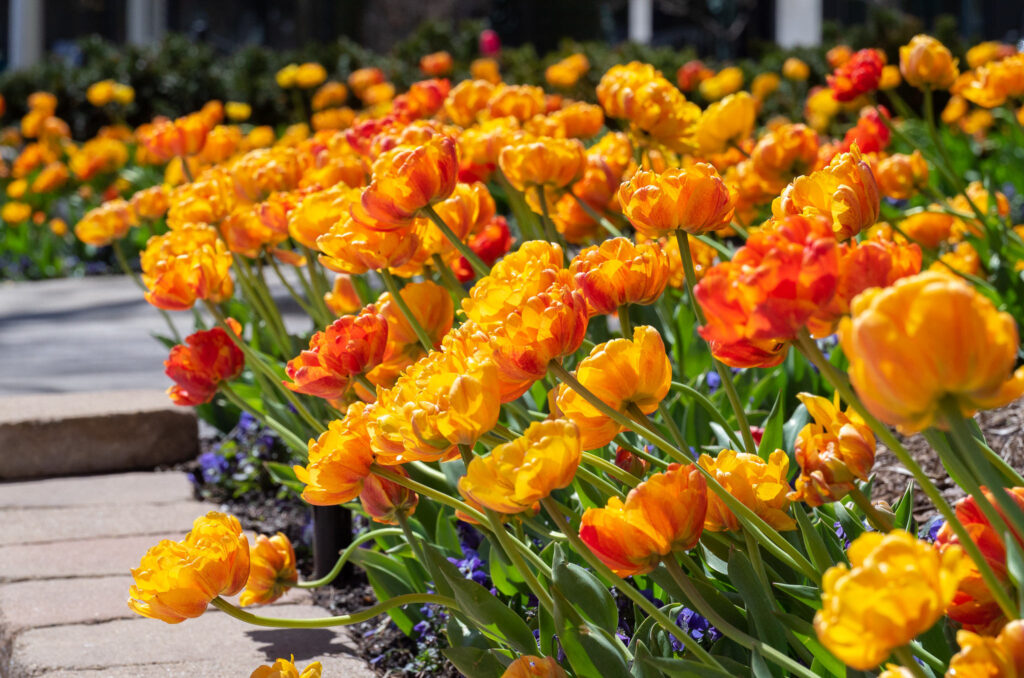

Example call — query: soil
[871,398,1024,521]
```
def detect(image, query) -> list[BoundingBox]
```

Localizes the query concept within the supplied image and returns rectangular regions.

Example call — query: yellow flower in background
[546,53,590,89]
[1,200,32,224]
[931,241,982,277]
[814,530,969,670]
[129,512,250,624]
[459,419,581,514]
[295,402,375,506]
[898,208,954,249]
[782,57,810,81]
[294,62,328,89]
[6,178,27,199]
[699,66,744,101]
[839,271,1024,432]
[879,65,902,90]
[240,533,297,607]
[947,619,1024,677]
[140,222,234,310]
[788,393,876,507]
[501,655,568,678]
[74,198,136,246]
[556,325,671,450]
[86,79,117,107]
[225,101,252,121]
[276,63,299,88]
[900,34,959,90]
[695,92,756,154]
[250,656,323,678]
[699,449,795,532]
[751,72,780,101]
[874,150,929,200]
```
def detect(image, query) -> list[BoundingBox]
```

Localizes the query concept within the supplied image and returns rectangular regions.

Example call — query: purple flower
[197,451,229,483]
[922,516,945,542]
[706,371,721,394]
[670,607,720,652]
[834,521,850,549]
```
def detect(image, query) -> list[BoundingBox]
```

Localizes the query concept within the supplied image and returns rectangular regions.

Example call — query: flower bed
[7,28,1024,678]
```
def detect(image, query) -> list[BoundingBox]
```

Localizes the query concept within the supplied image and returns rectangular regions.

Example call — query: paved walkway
[0,275,310,395]
[0,472,372,677]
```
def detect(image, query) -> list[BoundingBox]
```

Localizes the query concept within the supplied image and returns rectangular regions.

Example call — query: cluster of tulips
[11,31,1024,677]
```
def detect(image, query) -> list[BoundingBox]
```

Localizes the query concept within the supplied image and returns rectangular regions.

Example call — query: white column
[628,0,653,45]
[775,0,822,48]
[9,0,44,69]
[127,0,167,45]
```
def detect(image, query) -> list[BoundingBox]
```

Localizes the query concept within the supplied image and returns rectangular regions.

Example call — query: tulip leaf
[793,505,832,575]
[442,646,508,678]
[553,560,618,634]
[649,566,747,631]
[832,500,865,542]
[1005,529,1024,612]
[427,548,538,655]
[813,517,850,566]
[785,629,846,678]
[630,642,664,678]
[434,509,462,557]
[708,421,735,450]
[782,403,809,453]
[263,461,304,495]
[727,550,788,677]
[756,394,784,461]
[772,583,821,610]
[560,619,632,678]
[487,540,526,596]
[636,651,744,678]
[361,567,417,636]
[750,648,772,678]
[893,480,916,532]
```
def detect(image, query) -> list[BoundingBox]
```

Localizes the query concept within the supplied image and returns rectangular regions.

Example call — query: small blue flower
[197,451,229,483]
[921,516,945,542]
[670,607,720,651]
[706,371,721,394]
[834,521,850,549]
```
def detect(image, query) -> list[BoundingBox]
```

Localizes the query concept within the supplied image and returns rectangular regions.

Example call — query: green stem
[297,527,404,588]
[848,485,894,532]
[485,507,555,614]
[575,464,625,499]
[534,184,566,255]
[663,557,818,678]
[617,304,632,337]
[430,253,468,300]
[892,645,929,678]
[371,464,487,524]
[581,451,640,488]
[178,155,195,183]
[266,251,322,323]
[210,593,456,628]
[378,268,434,352]
[354,373,376,397]
[675,229,758,456]
[657,400,689,452]
[422,203,489,278]
[795,330,1018,619]
[540,498,725,670]
[568,190,623,237]
[300,245,336,321]
[671,381,745,450]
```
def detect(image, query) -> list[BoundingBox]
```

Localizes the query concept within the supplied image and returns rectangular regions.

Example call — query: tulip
[420,51,453,76]
[487,84,546,122]
[875,151,929,200]
[934,488,1024,634]
[317,216,420,275]
[348,67,386,96]
[827,48,886,102]
[695,92,756,154]
[239,533,297,607]
[129,512,250,624]
[141,223,234,311]
[900,34,959,90]
[814,530,970,670]
[699,66,744,101]
[360,135,458,228]
[782,57,810,81]
[947,619,1024,677]
[470,58,502,84]
[839,272,1024,432]
[285,310,388,400]
[498,138,586,193]
[459,419,581,514]
[130,184,170,221]
[445,79,497,127]
[165,319,244,406]
[361,467,419,524]
[580,463,707,576]
[898,209,954,249]
[74,198,136,247]
[251,657,323,678]
[570,237,670,315]
[556,326,671,450]
[501,656,568,678]
[324,275,361,317]
[699,449,795,532]
[618,164,735,238]
[787,393,876,506]
[295,402,375,506]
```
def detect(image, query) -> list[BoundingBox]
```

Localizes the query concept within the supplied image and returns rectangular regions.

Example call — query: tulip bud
[361,469,419,524]
[613,446,649,478]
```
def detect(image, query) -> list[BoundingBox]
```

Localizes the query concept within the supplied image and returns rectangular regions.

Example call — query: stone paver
[0,471,370,677]
[0,390,198,480]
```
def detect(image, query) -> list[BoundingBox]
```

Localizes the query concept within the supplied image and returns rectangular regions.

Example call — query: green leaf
[435,509,462,556]
[553,560,618,633]
[488,540,525,596]
[263,461,304,495]
[362,567,417,635]
[773,583,821,610]
[1006,530,1024,612]
[727,550,788,677]
[560,620,632,678]
[636,652,741,678]
[833,501,865,543]
[793,505,832,575]
[782,403,809,453]
[757,394,784,460]
[708,422,735,450]
[427,548,537,655]
[788,630,845,677]
[893,480,916,532]
[442,647,507,678]
[751,649,772,678]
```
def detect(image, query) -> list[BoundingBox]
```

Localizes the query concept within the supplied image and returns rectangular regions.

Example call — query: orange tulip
[935,488,1024,634]
[699,449,795,532]
[285,310,388,400]
[419,50,453,76]
[491,284,588,386]
[840,272,1024,432]
[324,275,362,317]
[138,113,212,162]
[360,134,458,228]
[618,164,734,238]
[239,533,297,607]
[287,184,359,250]
[555,326,671,450]
[948,619,1024,677]
[570,237,670,315]
[498,138,586,193]
[445,79,497,127]
[750,123,819,192]
[580,463,707,576]
[164,319,244,406]
[348,67,386,97]
[486,85,546,122]
[141,223,234,311]
[898,209,955,249]
[316,216,420,275]
[360,467,418,524]
[788,393,876,506]
[459,419,581,514]
[470,58,501,85]
[874,151,929,200]
[74,198,136,246]
[772,145,880,240]
[312,81,348,111]
[129,512,250,624]
[695,214,838,367]
[501,656,567,678]
[251,657,323,678]
[295,402,375,506]
[130,184,171,221]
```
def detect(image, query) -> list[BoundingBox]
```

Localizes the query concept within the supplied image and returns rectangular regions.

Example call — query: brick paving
[0,472,372,677]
